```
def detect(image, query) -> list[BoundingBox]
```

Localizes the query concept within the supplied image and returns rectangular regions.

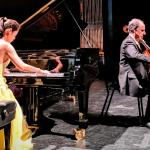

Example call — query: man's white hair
[128,18,144,33]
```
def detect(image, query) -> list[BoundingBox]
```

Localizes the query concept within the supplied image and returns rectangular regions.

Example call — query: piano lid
[0,0,87,50]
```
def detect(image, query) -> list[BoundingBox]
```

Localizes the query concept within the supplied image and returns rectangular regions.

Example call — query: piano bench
[0,100,16,150]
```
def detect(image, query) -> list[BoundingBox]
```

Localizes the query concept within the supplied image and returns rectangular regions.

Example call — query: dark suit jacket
[118,35,150,97]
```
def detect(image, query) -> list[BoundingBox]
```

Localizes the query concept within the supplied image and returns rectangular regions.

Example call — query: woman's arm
[6,43,51,74]
[50,56,63,73]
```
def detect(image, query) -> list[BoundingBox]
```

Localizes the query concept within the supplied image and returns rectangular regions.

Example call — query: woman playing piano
[0,17,56,150]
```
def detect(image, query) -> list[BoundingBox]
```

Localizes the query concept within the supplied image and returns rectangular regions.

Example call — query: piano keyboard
[4,72,64,77]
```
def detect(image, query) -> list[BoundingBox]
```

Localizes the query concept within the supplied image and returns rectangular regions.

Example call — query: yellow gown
[0,61,33,150]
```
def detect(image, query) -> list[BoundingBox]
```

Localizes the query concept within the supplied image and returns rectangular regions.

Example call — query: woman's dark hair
[0,17,20,37]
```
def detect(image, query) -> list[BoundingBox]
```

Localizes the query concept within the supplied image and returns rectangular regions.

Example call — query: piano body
[1,0,100,139]
[5,72,73,125]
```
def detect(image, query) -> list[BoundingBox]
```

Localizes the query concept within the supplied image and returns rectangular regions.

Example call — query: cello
[139,39,150,53]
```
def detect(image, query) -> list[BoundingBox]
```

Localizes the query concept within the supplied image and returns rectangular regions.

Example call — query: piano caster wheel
[73,128,86,140]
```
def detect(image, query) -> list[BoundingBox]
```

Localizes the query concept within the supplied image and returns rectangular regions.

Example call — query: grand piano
[1,0,100,139]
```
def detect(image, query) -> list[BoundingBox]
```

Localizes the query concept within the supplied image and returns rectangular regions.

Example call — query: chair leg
[104,88,115,116]
[137,97,144,125]
[144,95,150,123]
[101,82,115,116]
[4,123,11,150]
[101,86,110,116]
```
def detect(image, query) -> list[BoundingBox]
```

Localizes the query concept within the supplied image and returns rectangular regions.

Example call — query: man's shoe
[146,122,150,128]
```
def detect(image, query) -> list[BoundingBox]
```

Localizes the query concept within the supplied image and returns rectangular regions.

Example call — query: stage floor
[32,79,150,150]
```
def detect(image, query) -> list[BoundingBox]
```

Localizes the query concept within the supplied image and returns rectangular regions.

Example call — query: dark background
[103,0,150,81]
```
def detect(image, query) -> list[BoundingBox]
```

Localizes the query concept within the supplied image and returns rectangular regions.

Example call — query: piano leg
[22,85,40,127]
[74,89,89,140]
[74,66,97,140]
[78,90,89,128]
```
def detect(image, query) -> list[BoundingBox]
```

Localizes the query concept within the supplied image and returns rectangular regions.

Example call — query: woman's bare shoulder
[0,40,14,52]
[0,39,9,48]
